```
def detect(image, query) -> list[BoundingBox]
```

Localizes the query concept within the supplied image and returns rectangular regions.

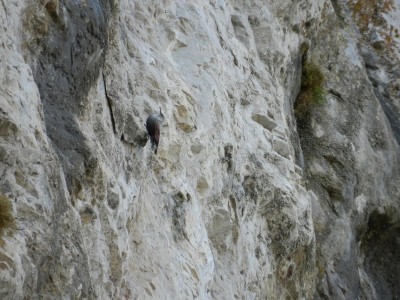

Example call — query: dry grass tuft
[0,195,16,239]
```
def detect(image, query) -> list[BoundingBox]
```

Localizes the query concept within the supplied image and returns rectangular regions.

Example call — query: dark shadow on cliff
[361,210,400,299]
[23,0,114,297]
[27,0,113,197]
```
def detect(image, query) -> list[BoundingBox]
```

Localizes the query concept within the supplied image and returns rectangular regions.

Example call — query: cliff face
[0,0,399,299]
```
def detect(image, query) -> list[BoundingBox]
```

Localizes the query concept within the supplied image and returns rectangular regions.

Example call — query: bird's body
[145,108,164,154]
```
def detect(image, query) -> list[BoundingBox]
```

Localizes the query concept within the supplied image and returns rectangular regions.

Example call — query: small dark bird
[145,107,164,154]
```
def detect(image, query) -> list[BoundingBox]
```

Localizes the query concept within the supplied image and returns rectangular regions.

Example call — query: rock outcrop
[0,0,399,299]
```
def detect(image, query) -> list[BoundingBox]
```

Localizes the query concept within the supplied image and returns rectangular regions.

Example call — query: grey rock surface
[0,0,399,299]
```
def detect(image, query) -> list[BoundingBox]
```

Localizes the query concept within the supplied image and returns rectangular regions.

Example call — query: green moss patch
[294,61,325,118]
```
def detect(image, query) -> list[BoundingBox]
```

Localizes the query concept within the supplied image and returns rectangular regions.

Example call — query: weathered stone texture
[0,0,399,299]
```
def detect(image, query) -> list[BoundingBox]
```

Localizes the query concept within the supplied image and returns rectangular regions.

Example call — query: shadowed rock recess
[0,0,399,299]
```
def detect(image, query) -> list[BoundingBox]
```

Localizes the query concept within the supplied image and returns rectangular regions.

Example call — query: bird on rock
[145,107,164,154]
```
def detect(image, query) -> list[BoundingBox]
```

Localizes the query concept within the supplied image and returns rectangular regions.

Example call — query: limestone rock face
[0,0,399,299]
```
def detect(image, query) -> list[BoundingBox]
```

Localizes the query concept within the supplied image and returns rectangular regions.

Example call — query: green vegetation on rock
[295,61,325,118]
[0,195,16,239]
